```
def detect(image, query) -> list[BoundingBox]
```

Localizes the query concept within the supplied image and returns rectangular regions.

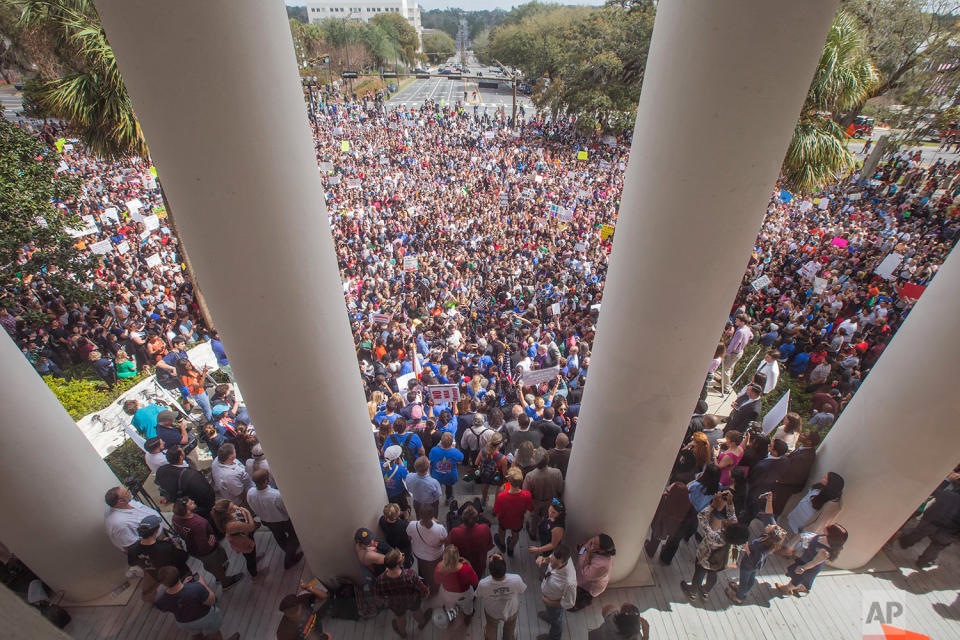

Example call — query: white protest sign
[799,201,813,213]
[63,143,74,151]
[139,230,151,240]
[574,241,587,253]
[327,175,341,185]
[522,188,534,199]
[818,198,829,210]
[82,214,97,227]
[145,253,162,269]
[598,160,612,170]
[484,131,495,140]
[347,178,361,189]
[813,277,828,294]
[89,240,112,255]
[578,190,591,200]
[116,241,130,255]
[428,384,460,403]
[380,157,389,165]
[403,255,419,272]
[333,127,343,135]
[847,192,862,201]
[126,198,143,214]
[550,302,561,316]
[143,214,160,231]
[319,161,334,172]
[762,389,791,435]
[750,275,771,291]
[874,252,903,281]
[369,312,392,324]
[520,365,560,387]
[396,372,417,393]
[799,261,820,281]
[103,207,119,223]
[603,135,617,146]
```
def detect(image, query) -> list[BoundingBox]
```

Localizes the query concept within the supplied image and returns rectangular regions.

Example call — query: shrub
[44,368,149,421]
[104,438,150,484]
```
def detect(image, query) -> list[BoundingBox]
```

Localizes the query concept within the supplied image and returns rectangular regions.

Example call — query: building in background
[306,1,422,43]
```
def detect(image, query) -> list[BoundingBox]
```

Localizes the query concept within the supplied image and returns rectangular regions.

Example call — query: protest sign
[550,302,561,316]
[603,135,617,146]
[54,138,66,152]
[897,282,926,301]
[874,252,903,281]
[347,178,361,189]
[126,198,143,214]
[319,161,334,172]
[831,237,848,248]
[149,166,158,177]
[520,365,560,387]
[750,275,771,291]
[143,214,160,231]
[89,240,112,255]
[145,253,162,269]
[154,205,167,219]
[522,188,534,199]
[370,312,392,324]
[403,255,419,272]
[103,207,120,223]
[762,390,790,435]
[779,190,793,203]
[428,384,460,403]
[116,241,130,255]
[341,141,351,152]
[600,224,615,240]
[847,192,861,201]
[799,261,820,280]
[813,277,828,294]
[576,150,588,160]
[484,131,495,140]
[574,241,586,253]
[598,160,612,170]
[578,190,591,200]
[327,175,341,185]
[799,201,813,213]
[818,198,829,210]
[35,217,48,228]
[396,372,417,393]
[81,214,97,228]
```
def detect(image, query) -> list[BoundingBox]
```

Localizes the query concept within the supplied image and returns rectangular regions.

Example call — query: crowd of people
[6,76,960,637]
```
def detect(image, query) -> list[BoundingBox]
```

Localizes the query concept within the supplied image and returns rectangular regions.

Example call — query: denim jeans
[737,566,758,599]
[192,391,213,422]
[543,603,563,640]
[691,562,718,593]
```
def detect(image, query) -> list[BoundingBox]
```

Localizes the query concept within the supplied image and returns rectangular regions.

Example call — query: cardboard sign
[347,178,361,189]
[89,240,112,255]
[750,275,771,291]
[341,141,351,152]
[319,161,334,172]
[574,241,586,252]
[103,207,120,223]
[520,365,560,387]
[370,312,392,324]
[428,384,460,403]
[403,255,419,272]
[874,252,903,281]
[576,150,588,160]
[762,389,790,435]
[550,302,561,316]
[126,198,143,214]
[599,224,615,240]
[813,277,828,294]
[116,241,130,255]
[143,214,160,231]
[145,253,162,269]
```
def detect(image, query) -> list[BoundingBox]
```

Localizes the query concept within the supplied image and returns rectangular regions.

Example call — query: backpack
[391,433,418,468]
[478,452,504,485]
[462,425,483,464]
[156,467,187,503]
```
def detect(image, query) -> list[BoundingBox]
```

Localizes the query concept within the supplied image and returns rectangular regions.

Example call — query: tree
[286,5,307,24]
[18,0,212,326]
[782,12,878,193]
[422,31,455,65]
[0,108,101,322]
[371,13,419,67]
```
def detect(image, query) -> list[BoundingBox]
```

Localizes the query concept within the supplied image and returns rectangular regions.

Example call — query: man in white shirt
[246,469,302,569]
[210,443,252,507]
[406,504,447,597]
[476,553,527,640]
[143,437,167,474]
[754,349,780,395]
[536,544,577,640]
[104,485,165,550]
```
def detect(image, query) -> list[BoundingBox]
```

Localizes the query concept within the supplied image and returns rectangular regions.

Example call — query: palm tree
[18,0,213,327]
[782,11,878,194]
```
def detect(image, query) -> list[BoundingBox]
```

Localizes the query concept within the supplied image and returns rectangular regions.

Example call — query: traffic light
[342,71,358,79]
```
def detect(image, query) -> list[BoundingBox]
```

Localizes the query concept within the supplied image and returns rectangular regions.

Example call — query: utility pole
[512,74,517,125]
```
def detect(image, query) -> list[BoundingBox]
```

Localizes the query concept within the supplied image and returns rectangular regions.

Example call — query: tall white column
[95,0,387,578]
[564,0,840,581]
[0,334,127,600]
[810,248,960,569]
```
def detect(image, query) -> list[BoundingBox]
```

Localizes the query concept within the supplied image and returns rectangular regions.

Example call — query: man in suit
[724,383,762,434]
[744,439,789,523]
[772,431,821,516]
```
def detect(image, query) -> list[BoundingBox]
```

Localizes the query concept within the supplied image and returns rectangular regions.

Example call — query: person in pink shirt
[570,534,616,612]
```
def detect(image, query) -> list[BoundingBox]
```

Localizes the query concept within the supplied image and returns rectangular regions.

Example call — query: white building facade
[306,1,422,37]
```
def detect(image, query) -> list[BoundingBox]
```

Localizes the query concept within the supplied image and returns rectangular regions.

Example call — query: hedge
[104,438,151,484]
[732,342,818,435]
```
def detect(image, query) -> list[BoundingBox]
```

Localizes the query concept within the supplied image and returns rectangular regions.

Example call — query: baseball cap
[138,514,162,537]
[354,527,374,544]
[384,445,403,462]
[212,404,230,416]
[157,410,176,423]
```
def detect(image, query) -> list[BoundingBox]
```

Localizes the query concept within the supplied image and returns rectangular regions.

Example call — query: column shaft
[0,334,127,600]
[811,247,960,569]
[95,0,387,578]
[564,0,840,581]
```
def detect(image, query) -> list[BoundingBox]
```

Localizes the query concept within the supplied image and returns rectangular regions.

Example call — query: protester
[587,603,649,640]
[211,443,252,508]
[476,433,509,507]
[154,566,238,640]
[530,499,566,557]
[127,514,189,602]
[476,553,527,640]
[246,469,302,570]
[726,493,786,604]
[406,503,446,597]
[494,467,534,557]
[156,446,215,518]
[430,432,465,503]
[535,544,577,640]
[276,586,331,640]
[448,504,494,578]
[898,488,960,569]
[570,534,616,611]
[433,544,479,634]
[374,548,431,638]
[775,523,849,597]
[104,485,165,551]
[782,472,845,553]
[523,449,564,539]
[380,503,414,569]
[210,499,265,582]
[405,456,443,520]
[143,437,167,474]
[680,491,751,601]
[171,497,241,588]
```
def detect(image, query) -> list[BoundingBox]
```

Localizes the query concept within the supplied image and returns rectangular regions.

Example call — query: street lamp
[342,10,360,95]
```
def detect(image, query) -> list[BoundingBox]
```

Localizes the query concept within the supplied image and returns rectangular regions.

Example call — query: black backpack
[390,433,418,468]
[479,451,504,484]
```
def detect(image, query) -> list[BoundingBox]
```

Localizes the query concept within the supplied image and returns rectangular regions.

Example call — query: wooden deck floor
[63,489,960,640]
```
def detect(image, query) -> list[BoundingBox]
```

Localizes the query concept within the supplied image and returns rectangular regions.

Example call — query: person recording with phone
[680,490,750,601]
[725,492,786,604]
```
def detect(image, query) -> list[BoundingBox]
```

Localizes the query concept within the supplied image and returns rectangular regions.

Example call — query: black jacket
[155,464,216,515]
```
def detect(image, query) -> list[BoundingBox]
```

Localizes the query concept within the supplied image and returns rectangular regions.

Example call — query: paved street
[0,84,24,118]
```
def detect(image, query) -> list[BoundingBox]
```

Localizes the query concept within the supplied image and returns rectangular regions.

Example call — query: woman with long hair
[433,545,479,634]
[529,498,566,557]
[368,390,386,424]
[717,431,745,487]
[776,523,848,597]
[771,412,803,451]
[211,499,264,582]
[176,358,212,422]
[670,432,711,484]
[783,472,845,553]
[475,433,508,506]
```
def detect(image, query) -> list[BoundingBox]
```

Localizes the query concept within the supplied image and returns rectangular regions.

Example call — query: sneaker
[724,585,743,605]
[494,534,506,553]
[680,581,697,601]
[699,586,710,601]
[222,574,244,590]
[284,551,304,570]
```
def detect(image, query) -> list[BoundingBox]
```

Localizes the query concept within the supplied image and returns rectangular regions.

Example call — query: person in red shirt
[447,505,493,578]
[493,468,533,557]
[433,545,479,630]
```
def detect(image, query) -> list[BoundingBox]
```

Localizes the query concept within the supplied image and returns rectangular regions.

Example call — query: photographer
[155,446,215,520]
[680,490,751,601]
[569,534,616,612]
[155,409,190,450]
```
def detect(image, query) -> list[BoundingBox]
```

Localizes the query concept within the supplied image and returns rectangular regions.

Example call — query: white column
[564,0,840,582]
[0,334,127,600]
[810,248,960,569]
[0,584,71,640]
[95,0,387,578]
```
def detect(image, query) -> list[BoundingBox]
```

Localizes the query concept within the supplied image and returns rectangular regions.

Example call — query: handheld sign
[762,390,790,435]
[403,255,419,272]
[599,224,615,240]
[145,253,162,269]
[576,150,588,160]
[520,365,560,387]
[370,312,392,324]
[750,275,771,291]
[428,384,460,403]
[89,240,112,255]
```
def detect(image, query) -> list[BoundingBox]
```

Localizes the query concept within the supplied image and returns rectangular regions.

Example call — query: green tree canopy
[0,111,100,318]
[422,31,455,65]
[371,12,420,65]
